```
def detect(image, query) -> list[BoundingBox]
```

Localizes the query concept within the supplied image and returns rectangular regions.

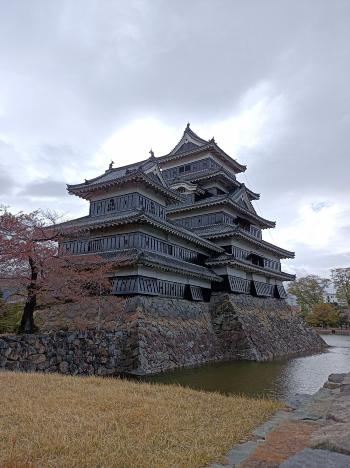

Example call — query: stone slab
[280,448,350,468]
[339,384,350,395]
[240,420,318,467]
[225,441,259,466]
[327,396,350,423]
[283,393,312,410]
[252,410,290,438]
[293,387,335,421]
[310,422,350,455]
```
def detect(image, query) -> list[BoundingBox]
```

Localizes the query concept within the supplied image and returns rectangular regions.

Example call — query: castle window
[106,199,115,211]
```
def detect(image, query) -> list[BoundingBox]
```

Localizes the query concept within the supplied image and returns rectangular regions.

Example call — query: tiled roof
[192,223,294,258]
[56,210,223,253]
[193,223,238,236]
[157,125,246,173]
[158,142,246,173]
[68,159,149,189]
[102,248,222,281]
[168,192,275,228]
[67,159,182,202]
[170,168,260,200]
[205,255,295,281]
[173,141,200,155]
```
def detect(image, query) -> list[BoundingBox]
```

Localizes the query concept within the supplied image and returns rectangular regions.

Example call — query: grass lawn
[0,372,281,468]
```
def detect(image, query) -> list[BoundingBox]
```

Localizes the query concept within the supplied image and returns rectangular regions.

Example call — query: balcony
[240,224,262,240]
[230,246,281,272]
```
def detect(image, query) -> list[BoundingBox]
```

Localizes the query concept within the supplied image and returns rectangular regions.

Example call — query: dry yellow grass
[0,372,281,468]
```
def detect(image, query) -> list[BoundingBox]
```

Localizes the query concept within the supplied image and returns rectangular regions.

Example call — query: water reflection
[142,335,350,399]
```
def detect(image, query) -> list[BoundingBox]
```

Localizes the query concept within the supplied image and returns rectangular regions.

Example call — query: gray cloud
[20,180,67,198]
[284,244,350,278]
[0,0,349,275]
[0,174,15,197]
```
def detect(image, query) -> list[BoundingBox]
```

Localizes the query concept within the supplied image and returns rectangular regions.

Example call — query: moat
[143,334,350,398]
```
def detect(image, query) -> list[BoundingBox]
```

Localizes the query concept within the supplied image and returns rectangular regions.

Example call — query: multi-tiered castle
[59,124,295,301]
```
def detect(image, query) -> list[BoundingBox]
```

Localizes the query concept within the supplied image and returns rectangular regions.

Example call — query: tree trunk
[18,257,38,334]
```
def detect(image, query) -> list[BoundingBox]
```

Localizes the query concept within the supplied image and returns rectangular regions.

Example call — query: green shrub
[0,303,23,334]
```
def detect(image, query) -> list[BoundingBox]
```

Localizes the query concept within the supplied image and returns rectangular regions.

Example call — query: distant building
[324,285,338,304]
[324,281,347,306]
[56,125,295,301]
[286,293,299,307]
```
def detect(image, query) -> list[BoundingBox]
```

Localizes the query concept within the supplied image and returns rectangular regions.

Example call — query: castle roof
[205,254,295,281]
[56,210,224,254]
[176,167,260,200]
[193,223,294,259]
[158,124,246,174]
[168,187,275,229]
[67,157,183,202]
[103,248,222,282]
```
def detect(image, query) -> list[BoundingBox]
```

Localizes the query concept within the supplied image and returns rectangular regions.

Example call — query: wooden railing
[263,258,281,271]
[230,246,281,272]
[174,212,235,229]
[240,225,262,239]
[90,192,167,219]
[113,275,186,298]
[60,232,199,263]
[162,157,220,181]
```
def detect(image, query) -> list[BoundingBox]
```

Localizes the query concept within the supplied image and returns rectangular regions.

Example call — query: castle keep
[1,126,327,375]
[58,124,295,300]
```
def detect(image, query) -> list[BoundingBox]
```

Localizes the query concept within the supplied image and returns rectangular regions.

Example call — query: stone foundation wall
[0,330,129,375]
[0,294,326,375]
[211,295,326,361]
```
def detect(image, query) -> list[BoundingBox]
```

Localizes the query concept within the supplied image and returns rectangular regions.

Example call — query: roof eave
[158,143,246,174]
[206,258,295,281]
[201,230,294,259]
[57,212,223,254]
[168,197,275,229]
[67,172,183,202]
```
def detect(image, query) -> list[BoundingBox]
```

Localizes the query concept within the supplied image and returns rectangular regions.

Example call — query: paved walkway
[211,372,350,467]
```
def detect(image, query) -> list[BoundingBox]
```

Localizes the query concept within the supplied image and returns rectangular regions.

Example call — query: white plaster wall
[252,273,266,282]
[211,266,247,278]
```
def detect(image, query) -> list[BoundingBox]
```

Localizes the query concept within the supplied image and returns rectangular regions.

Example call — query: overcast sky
[0,0,349,277]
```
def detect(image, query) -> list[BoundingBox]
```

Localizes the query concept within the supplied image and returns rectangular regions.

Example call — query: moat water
[142,335,350,399]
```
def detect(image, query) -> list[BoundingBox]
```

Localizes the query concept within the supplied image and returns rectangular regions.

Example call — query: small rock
[28,354,46,364]
[328,373,347,384]
[324,381,341,389]
[59,361,69,373]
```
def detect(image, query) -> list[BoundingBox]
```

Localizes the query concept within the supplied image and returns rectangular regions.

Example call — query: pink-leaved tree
[0,206,111,333]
